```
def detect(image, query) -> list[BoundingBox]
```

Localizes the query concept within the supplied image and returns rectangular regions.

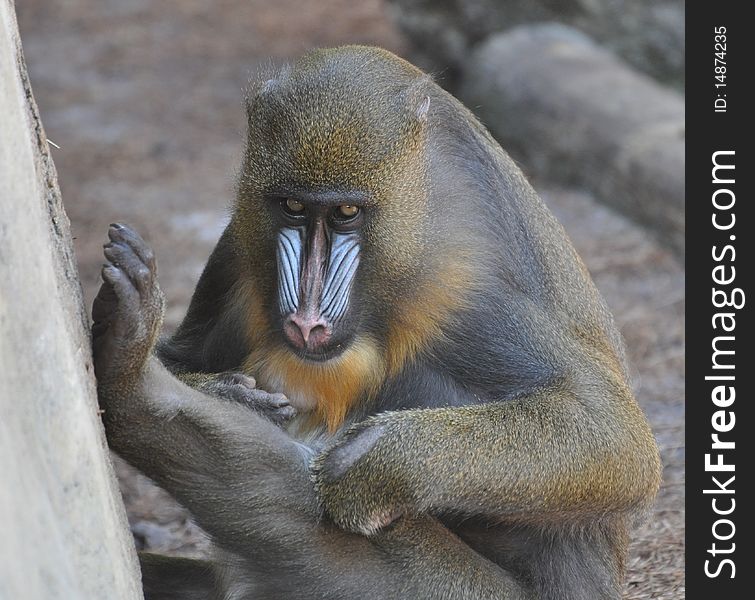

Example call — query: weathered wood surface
[0,1,142,598]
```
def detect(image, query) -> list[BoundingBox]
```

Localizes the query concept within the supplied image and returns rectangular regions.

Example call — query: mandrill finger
[108,222,157,269]
[104,241,153,296]
[100,262,140,308]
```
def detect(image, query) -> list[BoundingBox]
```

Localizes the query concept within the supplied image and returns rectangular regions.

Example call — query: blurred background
[16,1,684,598]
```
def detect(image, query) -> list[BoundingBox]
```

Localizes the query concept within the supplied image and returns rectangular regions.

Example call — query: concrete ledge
[460,24,684,256]
[387,0,684,88]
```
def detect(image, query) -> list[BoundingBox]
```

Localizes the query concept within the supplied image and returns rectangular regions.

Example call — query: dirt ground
[17,1,684,597]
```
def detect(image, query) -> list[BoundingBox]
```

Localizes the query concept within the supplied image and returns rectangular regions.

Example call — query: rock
[0,3,142,598]
[460,25,684,255]
[387,0,684,87]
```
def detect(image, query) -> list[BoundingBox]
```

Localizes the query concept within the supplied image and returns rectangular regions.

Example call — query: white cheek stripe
[320,235,360,322]
[276,227,302,314]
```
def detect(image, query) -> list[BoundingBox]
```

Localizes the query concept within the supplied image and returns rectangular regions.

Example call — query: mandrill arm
[314,381,661,536]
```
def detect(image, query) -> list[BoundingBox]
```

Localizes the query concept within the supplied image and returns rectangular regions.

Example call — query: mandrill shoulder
[156,228,251,373]
[409,280,629,408]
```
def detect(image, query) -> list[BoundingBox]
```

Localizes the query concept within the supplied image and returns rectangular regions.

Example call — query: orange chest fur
[243,340,385,432]
[237,254,473,432]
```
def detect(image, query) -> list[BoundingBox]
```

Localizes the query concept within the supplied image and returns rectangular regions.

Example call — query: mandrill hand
[92,223,165,391]
[313,412,425,536]
[186,371,296,426]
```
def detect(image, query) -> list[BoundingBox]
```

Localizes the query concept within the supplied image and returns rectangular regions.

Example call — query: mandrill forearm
[100,357,316,553]
[315,384,661,536]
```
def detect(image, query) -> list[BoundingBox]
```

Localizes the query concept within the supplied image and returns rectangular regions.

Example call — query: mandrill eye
[337,205,360,219]
[330,204,364,230]
[282,198,305,216]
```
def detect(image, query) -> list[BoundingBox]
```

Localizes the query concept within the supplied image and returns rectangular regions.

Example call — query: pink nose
[284,314,331,350]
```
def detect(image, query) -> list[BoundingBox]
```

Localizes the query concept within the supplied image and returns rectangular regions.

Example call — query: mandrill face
[233,46,433,370]
[272,191,366,361]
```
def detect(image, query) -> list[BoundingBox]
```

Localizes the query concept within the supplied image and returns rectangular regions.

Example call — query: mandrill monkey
[92,46,661,600]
